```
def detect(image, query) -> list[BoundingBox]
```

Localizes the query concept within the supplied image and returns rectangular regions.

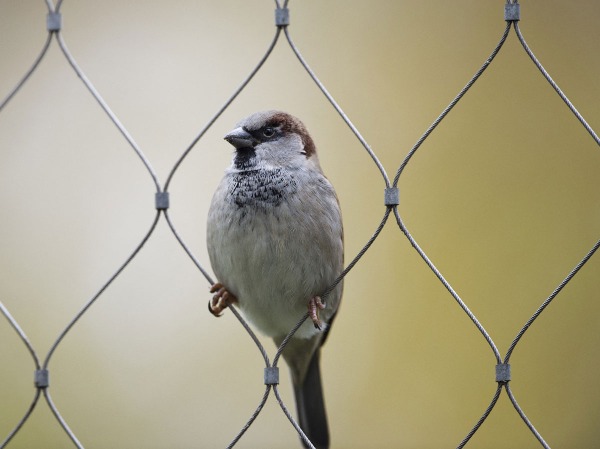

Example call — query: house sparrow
[207,110,343,449]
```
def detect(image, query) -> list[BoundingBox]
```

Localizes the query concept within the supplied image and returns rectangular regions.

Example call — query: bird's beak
[224,127,255,150]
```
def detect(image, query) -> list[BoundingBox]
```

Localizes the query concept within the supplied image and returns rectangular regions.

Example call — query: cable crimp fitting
[384,187,400,208]
[275,8,290,28]
[47,12,62,32]
[495,363,511,384]
[264,367,279,385]
[504,3,520,22]
[155,192,170,210]
[35,369,50,389]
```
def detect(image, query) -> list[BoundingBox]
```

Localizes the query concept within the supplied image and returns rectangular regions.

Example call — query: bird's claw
[208,283,237,317]
[308,296,326,330]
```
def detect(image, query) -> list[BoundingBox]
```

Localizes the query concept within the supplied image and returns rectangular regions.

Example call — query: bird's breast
[207,167,342,339]
[227,168,298,212]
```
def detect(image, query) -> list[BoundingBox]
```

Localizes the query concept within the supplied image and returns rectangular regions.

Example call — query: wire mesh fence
[1,1,599,448]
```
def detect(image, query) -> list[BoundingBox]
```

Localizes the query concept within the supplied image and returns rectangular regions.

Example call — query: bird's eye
[262,127,276,138]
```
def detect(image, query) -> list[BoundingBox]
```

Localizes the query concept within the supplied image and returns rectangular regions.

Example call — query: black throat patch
[234,148,257,170]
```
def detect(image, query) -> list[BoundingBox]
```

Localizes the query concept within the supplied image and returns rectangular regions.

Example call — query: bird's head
[224,110,321,172]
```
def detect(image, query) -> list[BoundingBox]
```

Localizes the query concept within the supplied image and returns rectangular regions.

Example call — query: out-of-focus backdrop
[1,1,599,448]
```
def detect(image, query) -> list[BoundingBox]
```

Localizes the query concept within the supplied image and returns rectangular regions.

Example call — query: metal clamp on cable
[264,367,279,385]
[35,369,49,389]
[384,187,399,208]
[504,3,520,22]
[155,192,170,210]
[47,12,62,32]
[495,363,511,384]
[275,8,290,28]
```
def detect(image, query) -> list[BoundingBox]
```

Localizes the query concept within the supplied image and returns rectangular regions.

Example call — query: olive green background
[1,1,599,448]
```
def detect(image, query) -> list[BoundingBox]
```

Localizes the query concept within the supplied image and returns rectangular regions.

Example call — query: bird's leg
[308,296,326,330]
[208,283,237,317]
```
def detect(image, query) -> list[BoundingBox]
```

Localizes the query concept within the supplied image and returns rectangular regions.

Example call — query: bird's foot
[308,296,326,330]
[208,283,237,317]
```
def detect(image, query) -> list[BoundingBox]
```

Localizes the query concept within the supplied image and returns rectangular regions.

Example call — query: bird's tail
[293,349,329,449]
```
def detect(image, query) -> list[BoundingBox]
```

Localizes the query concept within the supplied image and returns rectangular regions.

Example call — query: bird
[206,110,344,449]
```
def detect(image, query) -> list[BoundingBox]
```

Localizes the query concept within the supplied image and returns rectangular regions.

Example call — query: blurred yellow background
[1,1,599,448]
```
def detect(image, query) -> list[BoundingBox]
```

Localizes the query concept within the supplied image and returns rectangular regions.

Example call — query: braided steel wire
[1,1,598,448]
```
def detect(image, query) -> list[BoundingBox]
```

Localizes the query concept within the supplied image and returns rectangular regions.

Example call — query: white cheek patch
[257,133,307,168]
